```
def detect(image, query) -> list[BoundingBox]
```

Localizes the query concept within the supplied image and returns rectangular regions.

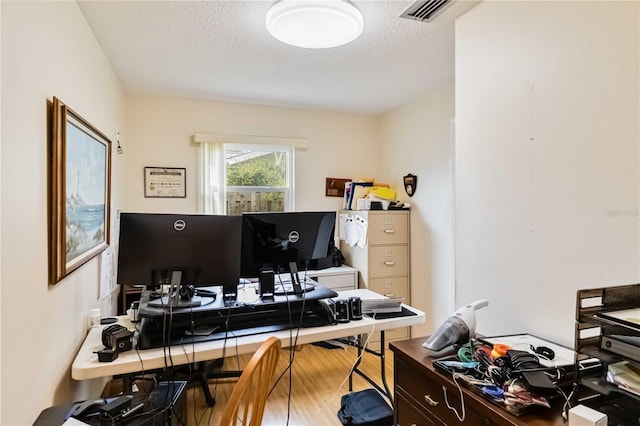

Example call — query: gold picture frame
[48,97,112,285]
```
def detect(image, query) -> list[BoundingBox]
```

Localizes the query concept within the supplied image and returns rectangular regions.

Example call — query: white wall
[0,2,3,419]
[379,84,455,337]
[123,95,379,214]
[455,1,639,347]
[1,2,125,424]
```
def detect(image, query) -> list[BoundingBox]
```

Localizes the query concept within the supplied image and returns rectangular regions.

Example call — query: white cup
[88,308,101,328]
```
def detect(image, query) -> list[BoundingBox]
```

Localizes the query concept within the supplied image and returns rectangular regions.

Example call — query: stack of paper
[343,179,394,210]
[607,360,640,396]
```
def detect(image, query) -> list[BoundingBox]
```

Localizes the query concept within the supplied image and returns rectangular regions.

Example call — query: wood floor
[182,341,395,426]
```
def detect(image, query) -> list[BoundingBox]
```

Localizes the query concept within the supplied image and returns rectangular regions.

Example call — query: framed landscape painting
[49,97,112,285]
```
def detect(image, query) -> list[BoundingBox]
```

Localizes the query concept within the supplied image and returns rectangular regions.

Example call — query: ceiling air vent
[400,0,454,22]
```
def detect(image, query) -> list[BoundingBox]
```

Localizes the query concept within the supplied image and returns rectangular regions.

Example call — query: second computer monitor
[240,211,336,279]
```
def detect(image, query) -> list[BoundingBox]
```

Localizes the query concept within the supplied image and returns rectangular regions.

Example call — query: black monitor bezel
[239,211,336,279]
[117,213,242,298]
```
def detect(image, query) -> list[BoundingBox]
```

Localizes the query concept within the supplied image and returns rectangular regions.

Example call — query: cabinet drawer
[396,392,441,426]
[369,276,408,299]
[396,359,496,426]
[314,273,355,290]
[368,213,408,245]
[369,246,408,277]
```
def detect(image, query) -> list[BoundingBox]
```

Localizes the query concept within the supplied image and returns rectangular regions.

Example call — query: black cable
[166,291,176,371]
[136,287,193,425]
[165,297,180,426]
[177,299,197,426]
[263,267,309,426]
[99,411,117,426]
[158,283,202,425]
[132,322,159,407]
[133,322,146,379]
[197,304,233,426]
[281,269,294,426]
[159,291,171,375]
[172,405,187,426]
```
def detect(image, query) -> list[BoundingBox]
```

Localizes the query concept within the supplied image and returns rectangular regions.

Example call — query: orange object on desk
[491,343,512,358]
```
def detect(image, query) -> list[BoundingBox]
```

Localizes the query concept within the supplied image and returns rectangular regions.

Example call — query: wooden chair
[218,336,281,426]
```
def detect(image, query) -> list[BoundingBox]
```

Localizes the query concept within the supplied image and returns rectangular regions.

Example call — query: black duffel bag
[337,389,393,426]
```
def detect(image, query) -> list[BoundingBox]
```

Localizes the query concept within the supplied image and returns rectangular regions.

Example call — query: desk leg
[347,331,393,403]
[122,375,134,393]
[378,332,392,401]
[348,337,362,392]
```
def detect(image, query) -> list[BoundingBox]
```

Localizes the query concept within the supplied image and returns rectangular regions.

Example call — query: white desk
[72,289,424,400]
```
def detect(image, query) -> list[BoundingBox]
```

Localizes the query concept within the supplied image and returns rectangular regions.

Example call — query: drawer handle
[383,229,396,234]
[424,395,439,406]
[384,293,395,297]
[383,261,396,266]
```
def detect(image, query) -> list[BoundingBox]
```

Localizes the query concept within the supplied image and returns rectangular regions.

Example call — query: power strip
[361,298,403,314]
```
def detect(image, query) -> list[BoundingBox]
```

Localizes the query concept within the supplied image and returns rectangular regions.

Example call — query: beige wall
[123,95,379,214]
[1,2,126,424]
[0,1,3,419]
[455,1,639,346]
[379,84,455,337]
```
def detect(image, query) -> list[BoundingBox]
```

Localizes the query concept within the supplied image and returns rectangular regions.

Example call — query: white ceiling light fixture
[266,0,364,49]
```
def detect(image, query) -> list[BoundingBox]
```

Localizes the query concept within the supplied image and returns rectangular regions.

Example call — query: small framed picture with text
[144,167,186,198]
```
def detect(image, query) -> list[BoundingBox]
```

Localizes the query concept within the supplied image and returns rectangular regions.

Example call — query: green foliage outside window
[226,151,286,187]
[225,150,288,214]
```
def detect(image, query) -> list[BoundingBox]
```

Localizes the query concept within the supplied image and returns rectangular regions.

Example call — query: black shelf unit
[573,283,640,424]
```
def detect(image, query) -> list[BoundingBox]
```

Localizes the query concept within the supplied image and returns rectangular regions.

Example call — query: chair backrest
[218,336,281,426]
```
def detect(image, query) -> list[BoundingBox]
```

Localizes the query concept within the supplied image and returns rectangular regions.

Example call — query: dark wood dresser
[390,338,566,426]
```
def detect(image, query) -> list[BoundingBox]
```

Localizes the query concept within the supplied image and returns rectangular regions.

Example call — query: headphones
[178,284,196,300]
[530,344,555,360]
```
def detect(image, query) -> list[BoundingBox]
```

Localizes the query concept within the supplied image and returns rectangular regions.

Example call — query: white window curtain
[198,142,224,215]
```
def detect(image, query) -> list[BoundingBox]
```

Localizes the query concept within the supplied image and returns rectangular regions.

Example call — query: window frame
[195,133,306,215]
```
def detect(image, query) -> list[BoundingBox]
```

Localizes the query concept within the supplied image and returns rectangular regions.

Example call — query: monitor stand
[148,271,202,308]
[274,281,315,296]
[289,262,303,294]
[273,263,315,296]
[148,293,203,308]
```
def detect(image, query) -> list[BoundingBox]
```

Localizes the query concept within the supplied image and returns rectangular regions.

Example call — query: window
[195,133,306,216]
[224,144,293,215]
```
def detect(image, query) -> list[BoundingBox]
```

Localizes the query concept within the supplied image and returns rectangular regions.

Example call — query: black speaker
[335,299,350,323]
[349,296,363,320]
[222,282,237,302]
[260,270,275,298]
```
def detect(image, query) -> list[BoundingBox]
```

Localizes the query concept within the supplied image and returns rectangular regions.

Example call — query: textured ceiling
[78,1,478,115]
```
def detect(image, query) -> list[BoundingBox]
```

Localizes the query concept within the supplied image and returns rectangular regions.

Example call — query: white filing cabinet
[340,210,411,345]
[306,265,357,292]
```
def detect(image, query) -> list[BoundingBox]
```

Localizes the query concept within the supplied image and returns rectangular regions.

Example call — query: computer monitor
[240,211,336,280]
[117,213,242,307]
